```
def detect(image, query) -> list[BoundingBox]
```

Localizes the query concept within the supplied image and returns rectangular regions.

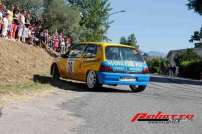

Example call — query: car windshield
[106,46,144,62]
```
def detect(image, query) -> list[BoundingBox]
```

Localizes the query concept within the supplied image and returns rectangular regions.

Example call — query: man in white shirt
[18,11,25,41]
[2,13,9,37]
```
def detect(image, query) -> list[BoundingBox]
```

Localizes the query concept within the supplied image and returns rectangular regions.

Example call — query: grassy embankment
[0,38,54,105]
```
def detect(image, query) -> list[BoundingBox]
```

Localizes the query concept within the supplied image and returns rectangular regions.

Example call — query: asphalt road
[0,75,202,134]
[65,75,202,134]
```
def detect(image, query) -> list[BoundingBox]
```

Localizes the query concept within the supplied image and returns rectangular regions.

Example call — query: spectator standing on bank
[60,38,66,54]
[2,13,9,37]
[7,8,14,39]
[0,3,3,33]
[11,18,18,39]
[12,5,19,39]
[53,31,59,51]
[13,5,20,19]
[18,10,25,41]
[22,23,29,43]
[25,11,31,24]
[66,34,72,50]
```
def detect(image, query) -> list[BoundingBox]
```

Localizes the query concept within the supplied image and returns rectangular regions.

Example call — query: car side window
[83,45,97,58]
[68,44,85,58]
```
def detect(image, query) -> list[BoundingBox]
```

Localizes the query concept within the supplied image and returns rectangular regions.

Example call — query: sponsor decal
[67,59,75,73]
[104,60,145,72]
[131,112,194,124]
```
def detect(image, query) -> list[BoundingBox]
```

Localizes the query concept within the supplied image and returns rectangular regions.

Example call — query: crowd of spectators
[0,3,73,55]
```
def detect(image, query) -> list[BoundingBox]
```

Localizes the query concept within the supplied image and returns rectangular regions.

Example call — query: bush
[147,58,169,74]
[179,61,202,79]
[174,49,200,65]
[174,49,202,79]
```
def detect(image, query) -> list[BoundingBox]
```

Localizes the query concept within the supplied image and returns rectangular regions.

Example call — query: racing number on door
[67,60,74,73]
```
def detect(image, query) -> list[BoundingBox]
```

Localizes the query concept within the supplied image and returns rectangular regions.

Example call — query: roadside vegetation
[174,49,202,79]
[146,58,169,75]
[147,49,202,80]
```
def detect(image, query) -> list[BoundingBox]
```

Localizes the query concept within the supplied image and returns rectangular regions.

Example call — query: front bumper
[97,72,150,86]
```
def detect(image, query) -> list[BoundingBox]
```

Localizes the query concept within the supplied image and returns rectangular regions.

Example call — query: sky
[107,0,202,54]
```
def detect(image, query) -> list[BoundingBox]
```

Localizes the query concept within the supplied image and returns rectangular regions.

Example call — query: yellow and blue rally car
[50,42,150,92]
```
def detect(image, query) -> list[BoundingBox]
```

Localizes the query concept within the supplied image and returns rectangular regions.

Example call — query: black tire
[52,65,60,80]
[130,85,146,92]
[86,71,102,89]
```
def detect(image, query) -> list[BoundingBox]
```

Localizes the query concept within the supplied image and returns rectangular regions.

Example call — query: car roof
[79,42,137,49]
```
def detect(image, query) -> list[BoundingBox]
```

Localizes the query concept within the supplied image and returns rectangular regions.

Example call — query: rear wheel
[86,71,102,89]
[130,85,146,92]
[52,65,60,80]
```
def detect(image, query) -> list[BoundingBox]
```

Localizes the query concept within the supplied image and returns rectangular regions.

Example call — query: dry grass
[0,38,55,105]
[0,38,53,85]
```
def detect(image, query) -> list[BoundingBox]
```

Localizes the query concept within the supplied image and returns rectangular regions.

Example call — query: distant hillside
[0,39,53,85]
[146,51,166,57]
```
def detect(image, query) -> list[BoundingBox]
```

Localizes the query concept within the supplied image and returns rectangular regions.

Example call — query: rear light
[143,67,149,74]
[99,64,113,72]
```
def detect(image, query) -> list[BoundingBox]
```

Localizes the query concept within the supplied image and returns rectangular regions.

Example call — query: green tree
[120,34,138,48]
[127,34,138,47]
[187,0,202,15]
[68,0,112,42]
[174,49,201,66]
[120,36,127,44]
[2,0,43,19]
[187,0,202,47]
[42,0,83,42]
[189,27,202,48]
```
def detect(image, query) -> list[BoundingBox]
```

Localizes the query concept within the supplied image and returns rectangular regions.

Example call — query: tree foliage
[187,0,202,47]
[187,0,202,15]
[120,36,127,44]
[174,49,202,79]
[1,0,113,42]
[174,49,201,66]
[189,27,202,48]
[67,0,112,42]
[120,34,138,48]
[1,0,43,19]
[42,0,82,40]
[146,58,169,74]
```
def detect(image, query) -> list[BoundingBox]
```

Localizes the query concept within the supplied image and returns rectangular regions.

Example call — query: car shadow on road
[151,76,202,86]
[33,75,133,93]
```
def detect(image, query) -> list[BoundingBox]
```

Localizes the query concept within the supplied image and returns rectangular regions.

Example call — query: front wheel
[86,71,102,89]
[130,85,146,92]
